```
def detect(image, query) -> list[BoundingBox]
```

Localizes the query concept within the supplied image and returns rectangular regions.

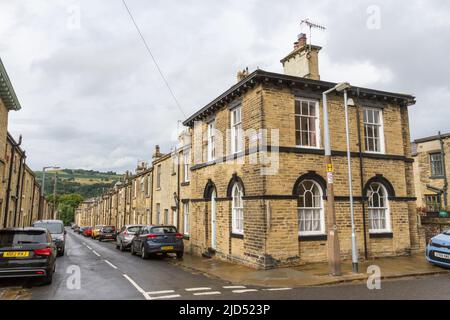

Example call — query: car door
[133,227,143,251]
[138,227,149,252]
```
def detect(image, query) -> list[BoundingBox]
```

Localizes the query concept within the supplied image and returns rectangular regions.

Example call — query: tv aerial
[300,19,326,53]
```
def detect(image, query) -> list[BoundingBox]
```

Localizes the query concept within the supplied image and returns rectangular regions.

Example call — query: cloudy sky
[1,0,449,173]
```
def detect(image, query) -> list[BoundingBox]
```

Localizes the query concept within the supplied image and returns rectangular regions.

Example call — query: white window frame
[231,183,244,235]
[295,98,321,149]
[207,119,216,162]
[183,149,190,183]
[140,177,145,193]
[231,106,243,154]
[367,183,392,234]
[297,180,325,236]
[156,165,161,189]
[363,107,385,154]
[183,203,189,235]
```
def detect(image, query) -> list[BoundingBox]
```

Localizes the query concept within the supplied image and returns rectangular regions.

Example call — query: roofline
[413,133,450,144]
[0,57,21,111]
[183,69,416,127]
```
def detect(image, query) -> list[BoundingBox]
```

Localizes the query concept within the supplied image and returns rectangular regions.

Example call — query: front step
[202,247,216,259]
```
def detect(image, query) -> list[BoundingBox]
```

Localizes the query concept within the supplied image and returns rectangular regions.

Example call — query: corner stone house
[78,34,425,269]
[0,58,51,228]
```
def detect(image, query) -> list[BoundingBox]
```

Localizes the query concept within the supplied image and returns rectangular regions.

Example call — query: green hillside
[34,169,123,199]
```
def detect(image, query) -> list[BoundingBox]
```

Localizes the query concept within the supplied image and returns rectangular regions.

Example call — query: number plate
[434,252,450,260]
[161,246,174,251]
[2,251,30,258]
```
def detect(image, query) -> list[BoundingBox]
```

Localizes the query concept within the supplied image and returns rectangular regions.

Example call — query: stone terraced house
[0,58,50,228]
[77,34,425,269]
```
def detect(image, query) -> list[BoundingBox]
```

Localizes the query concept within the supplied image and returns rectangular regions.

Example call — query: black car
[131,225,184,259]
[0,228,57,285]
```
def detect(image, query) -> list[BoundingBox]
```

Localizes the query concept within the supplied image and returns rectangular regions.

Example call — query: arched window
[232,183,244,235]
[297,180,325,235]
[367,183,391,233]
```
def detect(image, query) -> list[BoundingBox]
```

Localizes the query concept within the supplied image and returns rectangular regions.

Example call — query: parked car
[83,227,93,238]
[130,225,184,259]
[71,224,78,230]
[0,227,57,284]
[32,220,66,257]
[98,226,116,242]
[91,225,104,240]
[73,225,80,233]
[116,225,144,251]
[426,229,450,268]
[78,226,88,235]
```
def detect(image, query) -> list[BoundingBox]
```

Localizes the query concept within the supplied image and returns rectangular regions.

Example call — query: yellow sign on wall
[327,164,334,172]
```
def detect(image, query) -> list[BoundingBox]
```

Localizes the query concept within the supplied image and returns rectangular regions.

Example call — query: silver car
[116,225,144,251]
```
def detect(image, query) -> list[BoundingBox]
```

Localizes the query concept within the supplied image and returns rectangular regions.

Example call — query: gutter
[0,57,21,111]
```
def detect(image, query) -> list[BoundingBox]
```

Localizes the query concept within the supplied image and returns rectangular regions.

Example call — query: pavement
[1,228,450,300]
[171,251,450,287]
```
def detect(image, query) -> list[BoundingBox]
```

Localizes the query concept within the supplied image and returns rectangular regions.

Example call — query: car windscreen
[33,222,63,234]
[102,227,115,233]
[0,231,47,246]
[151,227,177,234]
[127,226,142,233]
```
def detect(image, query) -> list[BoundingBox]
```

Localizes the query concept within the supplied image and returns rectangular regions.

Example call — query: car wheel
[42,270,54,285]
[130,243,136,255]
[120,241,126,252]
[58,249,65,257]
[115,241,120,249]
[99,238,102,242]
[141,246,149,260]
[176,251,184,259]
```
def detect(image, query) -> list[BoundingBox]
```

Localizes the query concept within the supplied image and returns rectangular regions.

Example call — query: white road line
[146,290,175,295]
[104,260,118,269]
[223,285,246,289]
[263,288,293,291]
[148,294,181,300]
[193,291,221,296]
[86,246,92,250]
[185,287,211,292]
[123,274,147,297]
[92,250,101,257]
[232,289,259,294]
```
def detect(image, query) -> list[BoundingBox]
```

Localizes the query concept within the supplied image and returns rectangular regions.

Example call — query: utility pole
[52,171,58,219]
[439,131,448,208]
[323,82,350,276]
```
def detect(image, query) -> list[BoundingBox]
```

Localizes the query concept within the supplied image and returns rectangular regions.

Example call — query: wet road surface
[1,228,450,300]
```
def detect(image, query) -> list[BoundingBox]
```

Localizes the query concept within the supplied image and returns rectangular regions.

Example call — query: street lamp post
[42,166,60,197]
[344,93,359,273]
[322,82,351,276]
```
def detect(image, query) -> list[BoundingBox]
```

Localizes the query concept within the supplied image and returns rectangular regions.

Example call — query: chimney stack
[280,33,322,80]
[152,145,162,160]
[236,67,249,82]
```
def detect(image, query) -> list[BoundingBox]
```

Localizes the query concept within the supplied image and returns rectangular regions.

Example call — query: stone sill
[369,232,393,239]
[299,235,327,242]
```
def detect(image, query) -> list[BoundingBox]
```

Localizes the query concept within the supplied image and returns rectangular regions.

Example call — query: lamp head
[335,82,351,92]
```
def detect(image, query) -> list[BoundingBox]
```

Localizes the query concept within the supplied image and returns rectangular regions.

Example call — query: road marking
[223,285,246,289]
[146,290,175,295]
[193,291,221,296]
[123,274,146,294]
[263,288,292,291]
[92,250,101,257]
[86,246,92,250]
[148,294,181,300]
[104,260,118,269]
[232,289,258,294]
[185,287,211,292]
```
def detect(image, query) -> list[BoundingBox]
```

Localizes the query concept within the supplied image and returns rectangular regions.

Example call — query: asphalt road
[1,229,450,300]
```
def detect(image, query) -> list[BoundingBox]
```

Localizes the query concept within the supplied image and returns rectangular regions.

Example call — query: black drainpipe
[439,132,448,208]
[14,155,26,227]
[355,89,369,260]
[4,135,22,228]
